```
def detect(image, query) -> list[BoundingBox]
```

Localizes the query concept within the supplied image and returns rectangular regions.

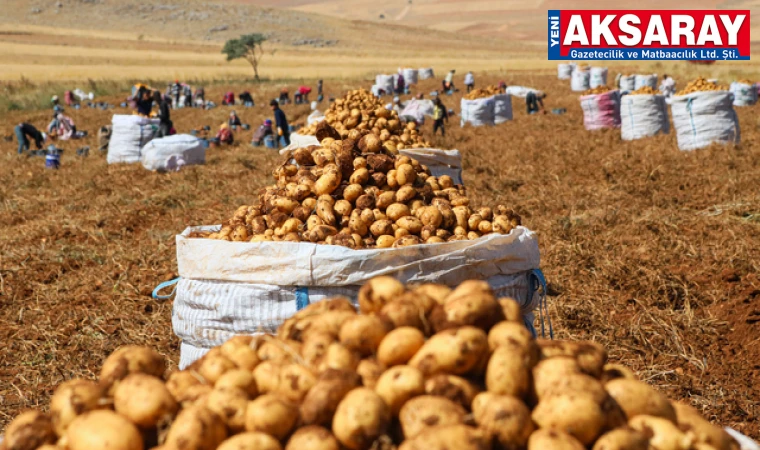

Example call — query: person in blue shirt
[270,99,290,146]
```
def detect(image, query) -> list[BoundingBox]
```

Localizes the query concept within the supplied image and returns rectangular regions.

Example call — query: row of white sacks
[372,68,434,95]
[107,115,206,170]
[580,89,741,150]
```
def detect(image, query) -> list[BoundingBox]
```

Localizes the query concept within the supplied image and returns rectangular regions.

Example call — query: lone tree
[222,34,267,81]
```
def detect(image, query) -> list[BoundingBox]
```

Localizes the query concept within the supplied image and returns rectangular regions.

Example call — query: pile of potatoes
[298,89,431,149]
[628,86,659,95]
[463,85,503,100]
[196,123,521,248]
[583,85,613,95]
[1,277,741,450]
[737,79,754,85]
[676,77,728,95]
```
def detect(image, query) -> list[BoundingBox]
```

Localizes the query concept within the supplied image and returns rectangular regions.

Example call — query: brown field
[0,72,758,439]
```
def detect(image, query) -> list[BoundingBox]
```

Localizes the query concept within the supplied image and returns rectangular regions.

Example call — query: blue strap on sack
[152,277,180,300]
[530,269,554,339]
[296,287,310,310]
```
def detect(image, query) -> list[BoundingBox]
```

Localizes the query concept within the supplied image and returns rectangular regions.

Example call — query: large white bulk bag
[590,67,608,88]
[374,74,394,95]
[461,96,496,127]
[402,68,419,85]
[730,82,758,106]
[571,70,590,92]
[107,115,159,164]
[620,94,670,140]
[635,74,658,90]
[670,91,740,151]
[281,132,319,152]
[493,93,513,124]
[140,134,206,171]
[173,226,542,368]
[400,99,434,123]
[419,68,435,79]
[307,110,325,126]
[557,63,575,80]
[504,86,540,98]
[618,75,636,91]
[399,148,463,184]
[580,90,621,131]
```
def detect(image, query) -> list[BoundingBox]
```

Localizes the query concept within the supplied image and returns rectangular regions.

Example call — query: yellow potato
[528,428,585,450]
[301,369,361,426]
[399,395,466,439]
[50,379,105,435]
[375,365,425,415]
[206,387,249,432]
[99,346,166,389]
[219,335,261,371]
[332,388,391,450]
[245,394,299,440]
[629,415,693,450]
[485,345,533,398]
[67,410,144,450]
[318,342,360,372]
[285,426,341,450]
[164,405,227,450]
[398,425,491,450]
[4,411,57,450]
[114,374,178,429]
[215,369,258,396]
[537,339,607,378]
[277,363,317,403]
[605,378,677,422]
[672,402,737,450]
[356,358,386,390]
[358,276,405,314]
[339,315,391,356]
[592,428,651,450]
[424,374,481,410]
[600,364,638,383]
[410,327,489,376]
[193,349,237,384]
[217,432,282,450]
[377,327,426,367]
[430,280,503,331]
[532,392,606,445]
[472,392,534,449]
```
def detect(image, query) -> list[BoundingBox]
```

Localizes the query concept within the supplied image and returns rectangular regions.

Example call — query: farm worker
[222,91,235,106]
[251,119,274,146]
[270,99,290,146]
[526,91,546,114]
[216,123,234,145]
[51,95,59,107]
[464,71,475,93]
[194,87,205,107]
[15,123,46,154]
[443,70,456,93]
[317,80,324,102]
[432,93,449,136]
[64,90,75,106]
[228,111,242,128]
[659,74,676,98]
[170,80,182,108]
[48,113,77,140]
[155,91,173,138]
[498,80,507,92]
[135,88,153,117]
[239,91,254,107]
[279,88,290,105]
[295,86,312,104]
[396,73,405,95]
[390,96,404,113]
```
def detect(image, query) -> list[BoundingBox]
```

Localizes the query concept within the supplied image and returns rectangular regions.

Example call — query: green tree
[222,34,267,81]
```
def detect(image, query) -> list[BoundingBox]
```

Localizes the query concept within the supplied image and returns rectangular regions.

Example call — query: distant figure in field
[228,111,242,128]
[464,71,475,93]
[443,69,456,93]
[182,84,192,108]
[432,93,449,136]
[271,99,290,147]
[526,91,546,114]
[222,91,235,106]
[135,87,154,116]
[659,74,676,98]
[15,122,46,154]
[251,119,274,146]
[317,79,324,102]
[155,91,173,138]
[396,73,405,95]
[216,123,234,145]
[295,86,312,104]
[239,91,254,107]
[194,87,205,107]
[279,88,290,105]
[498,80,507,93]
[170,80,182,109]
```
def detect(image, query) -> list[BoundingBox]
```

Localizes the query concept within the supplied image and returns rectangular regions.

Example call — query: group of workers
[14,98,89,155]
[215,100,290,147]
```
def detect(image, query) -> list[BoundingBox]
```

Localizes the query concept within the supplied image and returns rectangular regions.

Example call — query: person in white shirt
[464,71,475,93]
[659,74,676,97]
[443,70,456,93]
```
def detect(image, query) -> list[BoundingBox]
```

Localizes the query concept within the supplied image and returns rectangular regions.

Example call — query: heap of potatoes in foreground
[194,121,521,248]
[299,89,430,149]
[2,277,740,450]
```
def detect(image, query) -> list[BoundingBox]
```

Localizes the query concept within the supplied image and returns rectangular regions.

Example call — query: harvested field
[0,73,758,439]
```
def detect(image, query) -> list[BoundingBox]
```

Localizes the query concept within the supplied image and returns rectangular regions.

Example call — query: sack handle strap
[152,277,180,300]
[530,269,554,339]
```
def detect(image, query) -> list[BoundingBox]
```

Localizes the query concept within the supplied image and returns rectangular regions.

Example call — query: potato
[410,327,489,376]
[396,164,416,185]
[396,216,423,234]
[4,411,57,450]
[629,415,693,450]
[298,311,358,341]
[301,369,361,426]
[114,374,178,429]
[206,386,249,432]
[499,298,523,323]
[318,342,360,372]
[219,336,261,371]
[349,168,370,185]
[67,410,143,450]
[245,394,299,440]
[537,339,607,378]
[277,363,317,402]
[605,378,677,422]
[672,402,737,450]
[301,332,336,368]
[386,203,411,222]
[592,428,651,450]
[332,388,391,450]
[315,170,341,195]
[370,219,394,237]
[399,425,491,450]
[531,392,606,445]
[253,360,284,394]
[358,276,405,314]
[430,281,504,331]
[376,235,396,248]
[164,405,227,450]
[485,345,533,398]
[99,346,166,389]
[175,384,213,407]
[379,299,426,332]
[374,365,425,415]
[399,395,467,439]
[413,284,452,305]
[356,358,385,389]
[217,432,282,450]
[424,374,481,410]
[334,199,353,217]
[488,321,534,351]
[192,350,237,384]
[215,369,258,396]
[317,198,337,226]
[393,235,423,247]
[471,392,533,449]
[527,429,585,450]
[600,364,638,383]
[377,327,425,367]
[339,315,391,356]
[286,426,340,450]
[343,184,364,203]
[258,339,303,364]
[50,379,105,435]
